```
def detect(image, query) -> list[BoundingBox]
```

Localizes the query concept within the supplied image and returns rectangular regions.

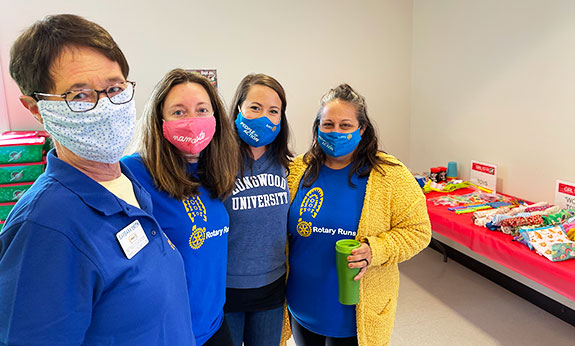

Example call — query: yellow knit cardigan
[281,153,432,346]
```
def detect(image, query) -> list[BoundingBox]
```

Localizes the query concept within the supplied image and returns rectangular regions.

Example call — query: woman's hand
[347,242,372,281]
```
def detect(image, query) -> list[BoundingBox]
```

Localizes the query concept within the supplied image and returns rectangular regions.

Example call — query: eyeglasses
[32,81,136,112]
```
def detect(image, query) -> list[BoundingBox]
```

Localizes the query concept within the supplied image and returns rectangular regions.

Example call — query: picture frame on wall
[187,69,217,89]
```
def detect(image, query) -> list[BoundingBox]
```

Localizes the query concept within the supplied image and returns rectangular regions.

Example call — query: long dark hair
[302,83,398,187]
[134,68,238,199]
[228,74,293,174]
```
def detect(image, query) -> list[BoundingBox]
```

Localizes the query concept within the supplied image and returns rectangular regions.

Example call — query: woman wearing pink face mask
[122,69,238,346]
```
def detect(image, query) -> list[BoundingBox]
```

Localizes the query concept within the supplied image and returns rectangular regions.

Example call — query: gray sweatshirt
[224,150,289,288]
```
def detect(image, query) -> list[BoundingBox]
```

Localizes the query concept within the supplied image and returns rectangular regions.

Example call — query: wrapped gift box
[0,182,34,203]
[0,160,46,184]
[1,131,52,155]
[0,137,45,164]
[0,201,17,221]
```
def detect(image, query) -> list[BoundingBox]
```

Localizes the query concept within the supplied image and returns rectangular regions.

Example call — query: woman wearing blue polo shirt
[122,69,238,346]
[223,74,293,346]
[282,84,431,346]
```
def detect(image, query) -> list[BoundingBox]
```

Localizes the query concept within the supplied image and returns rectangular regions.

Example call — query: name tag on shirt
[116,220,149,259]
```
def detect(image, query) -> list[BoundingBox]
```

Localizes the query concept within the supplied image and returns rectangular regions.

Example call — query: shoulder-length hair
[134,68,238,200]
[228,74,293,173]
[302,83,398,188]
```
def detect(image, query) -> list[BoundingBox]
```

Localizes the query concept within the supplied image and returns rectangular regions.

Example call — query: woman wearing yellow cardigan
[281,84,431,346]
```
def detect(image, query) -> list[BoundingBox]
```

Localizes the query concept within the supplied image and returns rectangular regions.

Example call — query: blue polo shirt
[0,150,195,346]
[287,163,367,337]
[122,154,229,346]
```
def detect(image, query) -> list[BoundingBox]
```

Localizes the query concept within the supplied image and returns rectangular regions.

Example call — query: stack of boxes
[0,131,51,228]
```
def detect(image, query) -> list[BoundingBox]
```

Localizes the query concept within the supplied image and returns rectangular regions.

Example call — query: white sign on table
[555,180,575,209]
[469,160,497,192]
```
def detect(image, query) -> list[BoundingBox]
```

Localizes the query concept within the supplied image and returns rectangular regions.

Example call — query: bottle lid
[336,239,361,253]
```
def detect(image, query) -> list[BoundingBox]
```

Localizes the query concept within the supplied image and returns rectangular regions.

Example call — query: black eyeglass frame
[30,81,136,113]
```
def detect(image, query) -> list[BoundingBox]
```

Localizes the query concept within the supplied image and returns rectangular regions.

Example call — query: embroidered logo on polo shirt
[163,232,176,250]
[189,225,206,249]
[297,187,324,237]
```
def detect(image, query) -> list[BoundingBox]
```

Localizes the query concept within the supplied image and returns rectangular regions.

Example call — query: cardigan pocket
[361,296,396,346]
[377,297,392,316]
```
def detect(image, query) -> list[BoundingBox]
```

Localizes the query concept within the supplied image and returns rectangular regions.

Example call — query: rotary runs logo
[183,196,207,222]
[297,187,323,237]
[189,225,206,249]
[184,196,208,250]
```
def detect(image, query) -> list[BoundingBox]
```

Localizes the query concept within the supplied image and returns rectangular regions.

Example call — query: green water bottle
[335,239,361,305]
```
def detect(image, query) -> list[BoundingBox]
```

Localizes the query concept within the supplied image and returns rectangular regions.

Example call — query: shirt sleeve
[0,220,104,345]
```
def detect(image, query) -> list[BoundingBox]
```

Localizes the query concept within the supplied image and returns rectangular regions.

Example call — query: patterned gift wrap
[0,137,45,164]
[0,202,17,221]
[0,160,46,184]
[0,182,34,203]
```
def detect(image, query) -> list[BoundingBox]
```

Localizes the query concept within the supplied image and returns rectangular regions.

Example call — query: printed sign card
[469,160,497,192]
[555,180,575,209]
[187,69,218,88]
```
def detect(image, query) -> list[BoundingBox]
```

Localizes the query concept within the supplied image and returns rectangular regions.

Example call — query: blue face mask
[318,128,362,157]
[235,110,280,147]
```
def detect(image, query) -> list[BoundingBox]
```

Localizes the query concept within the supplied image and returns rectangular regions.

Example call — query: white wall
[5,1,567,203]
[0,0,413,162]
[0,58,9,131]
[410,0,575,202]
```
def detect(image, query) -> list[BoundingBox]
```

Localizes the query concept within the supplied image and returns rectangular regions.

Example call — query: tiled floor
[286,248,574,345]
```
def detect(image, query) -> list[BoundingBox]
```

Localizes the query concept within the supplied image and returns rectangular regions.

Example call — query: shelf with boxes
[0,131,52,228]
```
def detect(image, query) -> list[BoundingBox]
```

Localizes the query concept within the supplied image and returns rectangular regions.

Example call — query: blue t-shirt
[224,149,289,289]
[0,150,195,346]
[286,163,367,337]
[122,154,228,346]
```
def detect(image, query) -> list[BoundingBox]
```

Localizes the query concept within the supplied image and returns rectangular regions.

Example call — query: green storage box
[0,202,17,221]
[0,137,45,164]
[0,182,34,203]
[0,160,46,184]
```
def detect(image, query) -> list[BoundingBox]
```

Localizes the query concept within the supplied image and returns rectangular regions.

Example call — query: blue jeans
[225,306,284,346]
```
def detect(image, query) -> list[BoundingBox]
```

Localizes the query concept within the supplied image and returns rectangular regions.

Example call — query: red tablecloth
[426,188,575,301]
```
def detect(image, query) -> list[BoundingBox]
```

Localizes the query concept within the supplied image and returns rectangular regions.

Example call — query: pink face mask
[162,115,216,155]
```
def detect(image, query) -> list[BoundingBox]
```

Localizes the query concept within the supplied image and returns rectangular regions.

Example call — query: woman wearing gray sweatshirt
[224,74,293,346]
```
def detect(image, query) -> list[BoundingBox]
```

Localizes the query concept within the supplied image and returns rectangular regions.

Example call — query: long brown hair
[302,83,398,187]
[228,74,293,174]
[134,68,238,199]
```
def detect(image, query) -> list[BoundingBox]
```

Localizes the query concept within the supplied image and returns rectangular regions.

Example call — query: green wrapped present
[0,137,45,164]
[0,182,34,203]
[0,160,46,184]
[1,131,53,156]
[0,202,17,221]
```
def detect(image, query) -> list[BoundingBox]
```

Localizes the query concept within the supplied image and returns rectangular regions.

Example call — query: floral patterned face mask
[37,97,136,163]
